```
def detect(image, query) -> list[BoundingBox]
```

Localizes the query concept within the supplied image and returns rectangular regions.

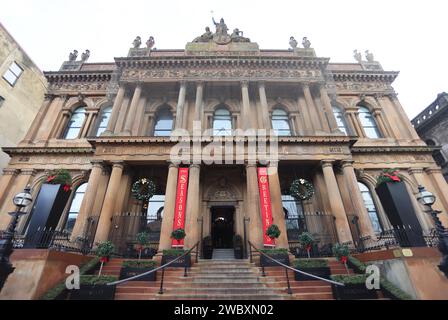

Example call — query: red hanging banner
[171,167,189,247]
[257,167,275,247]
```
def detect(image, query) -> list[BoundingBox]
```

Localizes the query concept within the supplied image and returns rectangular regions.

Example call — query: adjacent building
[411,92,448,182]
[0,22,47,175]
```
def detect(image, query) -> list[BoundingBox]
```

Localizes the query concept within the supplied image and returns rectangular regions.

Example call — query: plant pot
[68,284,116,300]
[260,253,290,267]
[161,254,191,267]
[24,184,70,248]
[331,283,379,300]
[294,267,331,281]
[119,267,156,281]
[375,182,426,247]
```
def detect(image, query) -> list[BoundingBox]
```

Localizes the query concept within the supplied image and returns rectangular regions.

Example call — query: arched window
[357,182,382,233]
[332,106,349,135]
[282,194,305,240]
[358,106,381,138]
[63,106,86,139]
[95,106,112,136]
[213,107,232,136]
[65,183,87,232]
[271,108,292,136]
[154,107,173,136]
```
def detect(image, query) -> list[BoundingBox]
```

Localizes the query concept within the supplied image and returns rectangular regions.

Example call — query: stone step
[156,293,291,300]
[292,292,334,300]
[162,287,278,295]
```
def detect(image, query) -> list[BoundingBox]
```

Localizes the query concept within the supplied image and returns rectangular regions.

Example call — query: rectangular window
[3,62,23,86]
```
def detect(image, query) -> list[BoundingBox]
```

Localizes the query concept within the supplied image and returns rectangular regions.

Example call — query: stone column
[246,164,263,248]
[241,81,251,130]
[373,110,389,138]
[194,81,204,122]
[184,164,201,249]
[70,161,104,241]
[158,163,179,250]
[258,81,271,130]
[93,162,124,244]
[22,95,53,144]
[321,161,353,244]
[319,86,339,133]
[52,111,71,139]
[297,94,313,134]
[347,111,365,138]
[267,164,288,248]
[302,83,322,132]
[123,83,142,135]
[103,85,126,135]
[174,81,187,129]
[0,169,19,208]
[341,161,376,238]
[80,111,94,138]
[0,169,36,229]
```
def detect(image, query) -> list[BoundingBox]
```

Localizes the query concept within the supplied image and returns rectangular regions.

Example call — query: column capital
[257,80,266,88]
[179,80,188,87]
[111,161,125,169]
[340,160,355,169]
[320,160,334,168]
[189,164,201,170]
[167,161,179,169]
[2,168,20,176]
[425,167,442,175]
[91,160,104,168]
[245,162,258,169]
[195,80,204,87]
[20,169,37,176]
[408,168,424,175]
[240,80,249,88]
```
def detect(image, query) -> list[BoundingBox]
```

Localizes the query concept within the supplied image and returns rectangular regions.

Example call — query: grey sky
[1,0,446,119]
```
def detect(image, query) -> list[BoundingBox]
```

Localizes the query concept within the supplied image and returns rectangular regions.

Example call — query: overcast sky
[1,0,446,119]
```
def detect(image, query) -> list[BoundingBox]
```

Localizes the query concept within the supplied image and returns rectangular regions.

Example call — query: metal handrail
[248,241,344,291]
[107,241,200,288]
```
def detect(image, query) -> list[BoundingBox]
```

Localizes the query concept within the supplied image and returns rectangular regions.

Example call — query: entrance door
[211,206,235,248]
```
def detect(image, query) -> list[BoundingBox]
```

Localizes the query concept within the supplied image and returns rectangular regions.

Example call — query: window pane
[3,70,17,86]
[271,109,291,136]
[10,62,23,76]
[154,109,173,136]
[64,107,86,139]
[357,182,382,233]
[96,107,112,136]
[332,106,348,135]
[65,183,87,232]
[213,107,232,136]
[358,106,381,139]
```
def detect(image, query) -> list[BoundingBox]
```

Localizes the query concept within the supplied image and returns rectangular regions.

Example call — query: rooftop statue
[81,49,90,62]
[146,36,155,49]
[230,28,250,43]
[289,36,298,49]
[302,37,311,49]
[365,50,374,62]
[68,50,78,62]
[353,49,362,63]
[133,36,142,49]
[193,27,213,43]
[213,17,229,36]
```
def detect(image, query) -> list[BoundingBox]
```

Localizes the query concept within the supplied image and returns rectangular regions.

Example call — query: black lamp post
[417,185,448,277]
[0,185,33,291]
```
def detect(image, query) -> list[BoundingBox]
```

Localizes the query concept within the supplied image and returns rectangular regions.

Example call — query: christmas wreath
[46,169,72,192]
[376,169,403,187]
[290,178,314,201]
[131,178,156,201]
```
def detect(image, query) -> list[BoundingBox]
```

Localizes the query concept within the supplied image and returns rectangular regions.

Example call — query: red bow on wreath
[63,184,71,192]
[99,256,109,263]
[384,173,401,182]
[340,256,348,264]
[46,175,56,183]
[306,244,312,252]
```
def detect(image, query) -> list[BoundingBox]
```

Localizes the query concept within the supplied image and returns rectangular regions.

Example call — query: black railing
[248,241,343,295]
[107,241,200,295]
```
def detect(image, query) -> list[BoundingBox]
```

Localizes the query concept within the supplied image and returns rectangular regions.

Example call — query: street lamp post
[0,185,33,291]
[417,185,448,277]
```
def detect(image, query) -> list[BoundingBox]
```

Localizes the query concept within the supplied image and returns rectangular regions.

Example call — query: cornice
[351,145,434,153]
[2,147,94,155]
[331,71,399,83]
[44,71,113,84]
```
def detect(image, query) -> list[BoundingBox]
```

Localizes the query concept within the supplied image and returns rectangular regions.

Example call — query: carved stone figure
[213,17,229,36]
[132,36,142,49]
[230,28,250,43]
[365,50,374,62]
[69,50,78,61]
[289,36,298,49]
[193,27,213,42]
[81,50,90,62]
[302,37,311,49]
[353,49,362,63]
[146,36,155,49]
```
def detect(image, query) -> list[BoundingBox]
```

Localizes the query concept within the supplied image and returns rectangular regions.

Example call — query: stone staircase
[212,248,235,260]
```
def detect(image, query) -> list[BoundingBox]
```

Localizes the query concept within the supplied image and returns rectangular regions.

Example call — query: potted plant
[332,243,350,274]
[266,224,281,241]
[68,275,117,300]
[161,249,191,268]
[135,232,150,259]
[24,169,73,247]
[293,259,330,281]
[375,168,426,247]
[330,274,379,300]
[171,228,186,247]
[233,235,244,259]
[298,232,314,258]
[260,248,290,267]
[120,260,157,281]
[96,241,115,276]
[202,236,213,259]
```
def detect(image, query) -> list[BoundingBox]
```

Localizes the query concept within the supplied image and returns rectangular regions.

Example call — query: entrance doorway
[211,206,235,248]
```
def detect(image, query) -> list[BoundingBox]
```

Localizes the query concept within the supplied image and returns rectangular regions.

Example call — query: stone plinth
[185,42,260,56]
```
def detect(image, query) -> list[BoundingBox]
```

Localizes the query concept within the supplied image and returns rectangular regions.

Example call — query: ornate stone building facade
[412,92,448,182]
[1,20,447,256]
